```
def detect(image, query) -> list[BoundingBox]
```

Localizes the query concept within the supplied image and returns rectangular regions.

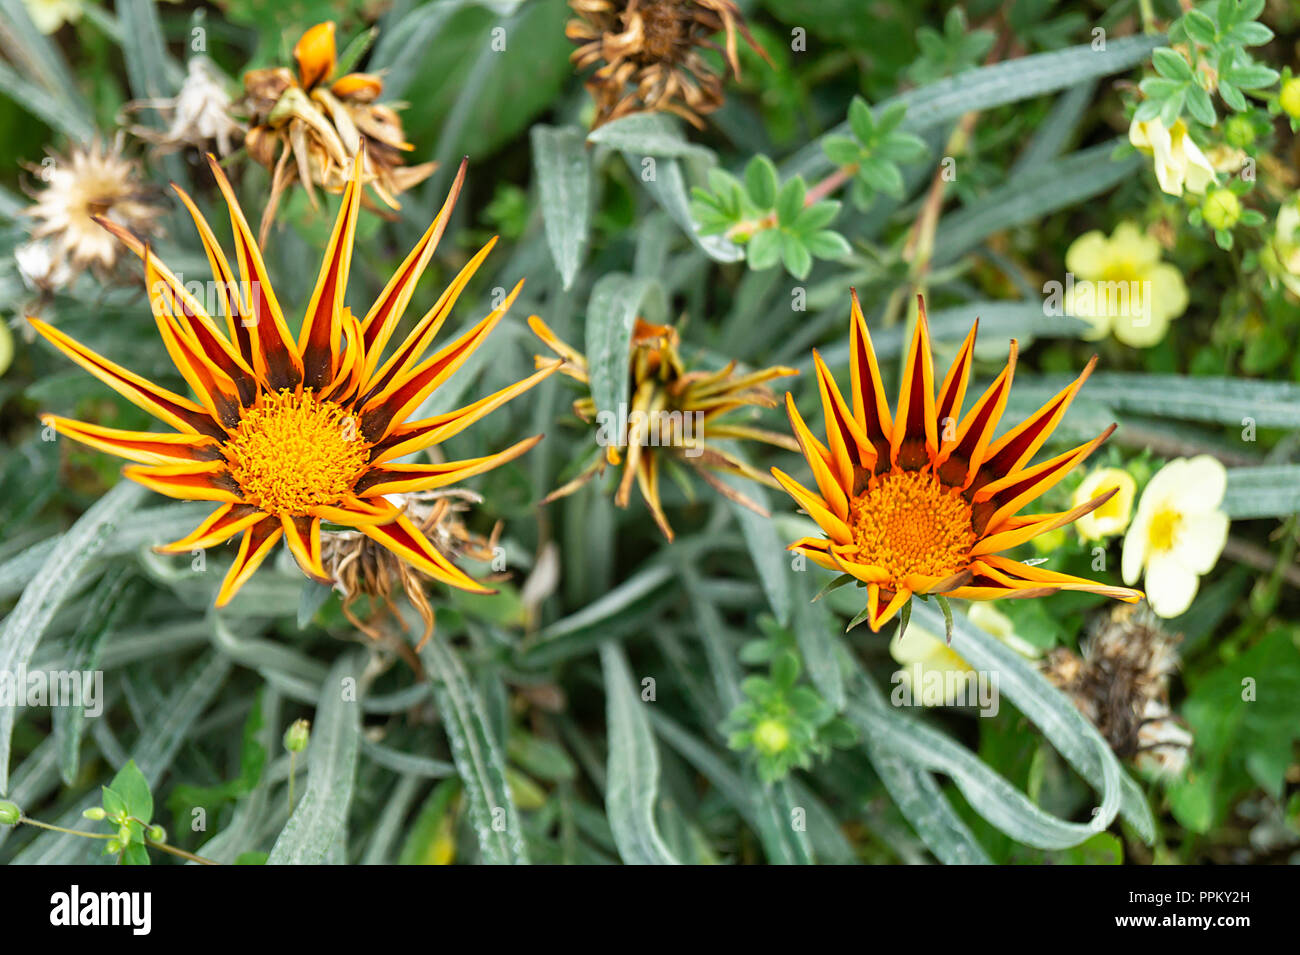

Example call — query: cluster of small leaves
[722,617,856,783]
[1140,0,1278,128]
[87,760,164,865]
[691,156,850,279]
[905,7,995,86]
[822,99,928,212]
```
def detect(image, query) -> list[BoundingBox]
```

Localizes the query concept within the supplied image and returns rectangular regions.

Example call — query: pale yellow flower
[1064,222,1188,347]
[1072,467,1136,541]
[23,0,83,34]
[1129,116,1216,197]
[889,603,1038,707]
[1122,456,1229,618]
[1261,194,1300,298]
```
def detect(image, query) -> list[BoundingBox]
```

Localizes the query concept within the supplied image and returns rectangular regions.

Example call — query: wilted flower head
[323,489,502,648]
[126,57,243,157]
[531,315,797,539]
[566,0,770,129]
[1044,602,1191,778]
[14,240,73,295]
[239,21,434,242]
[24,138,163,282]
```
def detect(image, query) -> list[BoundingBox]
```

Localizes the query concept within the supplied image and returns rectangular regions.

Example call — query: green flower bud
[753,718,791,756]
[148,824,166,843]
[106,839,123,854]
[284,718,311,753]
[0,800,21,825]
[1224,115,1255,148]
[1203,188,1241,231]
[118,825,133,844]
[82,807,107,821]
[1280,77,1300,121]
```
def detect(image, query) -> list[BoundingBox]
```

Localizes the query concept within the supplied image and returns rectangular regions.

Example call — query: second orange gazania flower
[31,152,557,610]
[773,293,1142,633]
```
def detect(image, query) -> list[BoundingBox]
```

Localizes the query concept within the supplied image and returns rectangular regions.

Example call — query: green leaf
[780,233,813,279]
[775,177,807,227]
[1182,9,1218,45]
[267,655,363,865]
[105,760,153,824]
[1153,48,1195,83]
[585,273,666,424]
[1223,466,1300,519]
[744,155,780,209]
[0,480,145,794]
[784,35,1162,180]
[532,124,593,289]
[599,643,679,864]
[422,639,529,864]
[848,96,875,143]
[587,112,714,160]
[747,229,783,270]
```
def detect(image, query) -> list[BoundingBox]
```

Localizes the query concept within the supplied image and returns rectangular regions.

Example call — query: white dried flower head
[128,58,243,156]
[14,239,73,293]
[24,138,163,278]
[1133,700,1193,779]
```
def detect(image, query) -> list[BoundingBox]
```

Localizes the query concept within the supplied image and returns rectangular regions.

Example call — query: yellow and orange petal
[31,151,556,610]
[774,293,1142,632]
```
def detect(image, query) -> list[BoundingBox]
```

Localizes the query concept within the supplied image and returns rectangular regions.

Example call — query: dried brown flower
[323,490,501,650]
[566,0,770,129]
[24,137,163,283]
[1043,602,1192,777]
[238,21,434,244]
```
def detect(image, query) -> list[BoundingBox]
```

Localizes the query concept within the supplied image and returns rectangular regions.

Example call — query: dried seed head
[1043,602,1191,774]
[322,490,499,649]
[566,0,769,129]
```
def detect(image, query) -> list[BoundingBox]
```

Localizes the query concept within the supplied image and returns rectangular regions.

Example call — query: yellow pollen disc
[224,389,369,516]
[848,469,976,583]
[1147,507,1180,553]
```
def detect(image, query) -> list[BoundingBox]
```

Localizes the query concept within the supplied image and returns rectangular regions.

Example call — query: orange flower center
[224,389,368,515]
[848,469,976,582]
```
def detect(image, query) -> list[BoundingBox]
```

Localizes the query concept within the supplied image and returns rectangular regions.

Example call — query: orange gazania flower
[773,293,1142,633]
[30,153,557,609]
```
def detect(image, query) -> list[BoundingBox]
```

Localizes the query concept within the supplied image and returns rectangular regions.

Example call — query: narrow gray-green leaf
[0,480,144,794]
[786,35,1161,179]
[589,113,714,160]
[600,642,680,864]
[422,639,529,864]
[1012,373,1300,430]
[586,272,666,423]
[532,124,592,289]
[912,601,1154,842]
[1223,466,1300,519]
[268,655,363,865]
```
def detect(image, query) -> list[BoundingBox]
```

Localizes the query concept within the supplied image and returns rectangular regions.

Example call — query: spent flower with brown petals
[323,489,502,649]
[566,0,770,129]
[531,315,797,539]
[1044,602,1192,778]
[24,137,163,284]
[238,21,434,243]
